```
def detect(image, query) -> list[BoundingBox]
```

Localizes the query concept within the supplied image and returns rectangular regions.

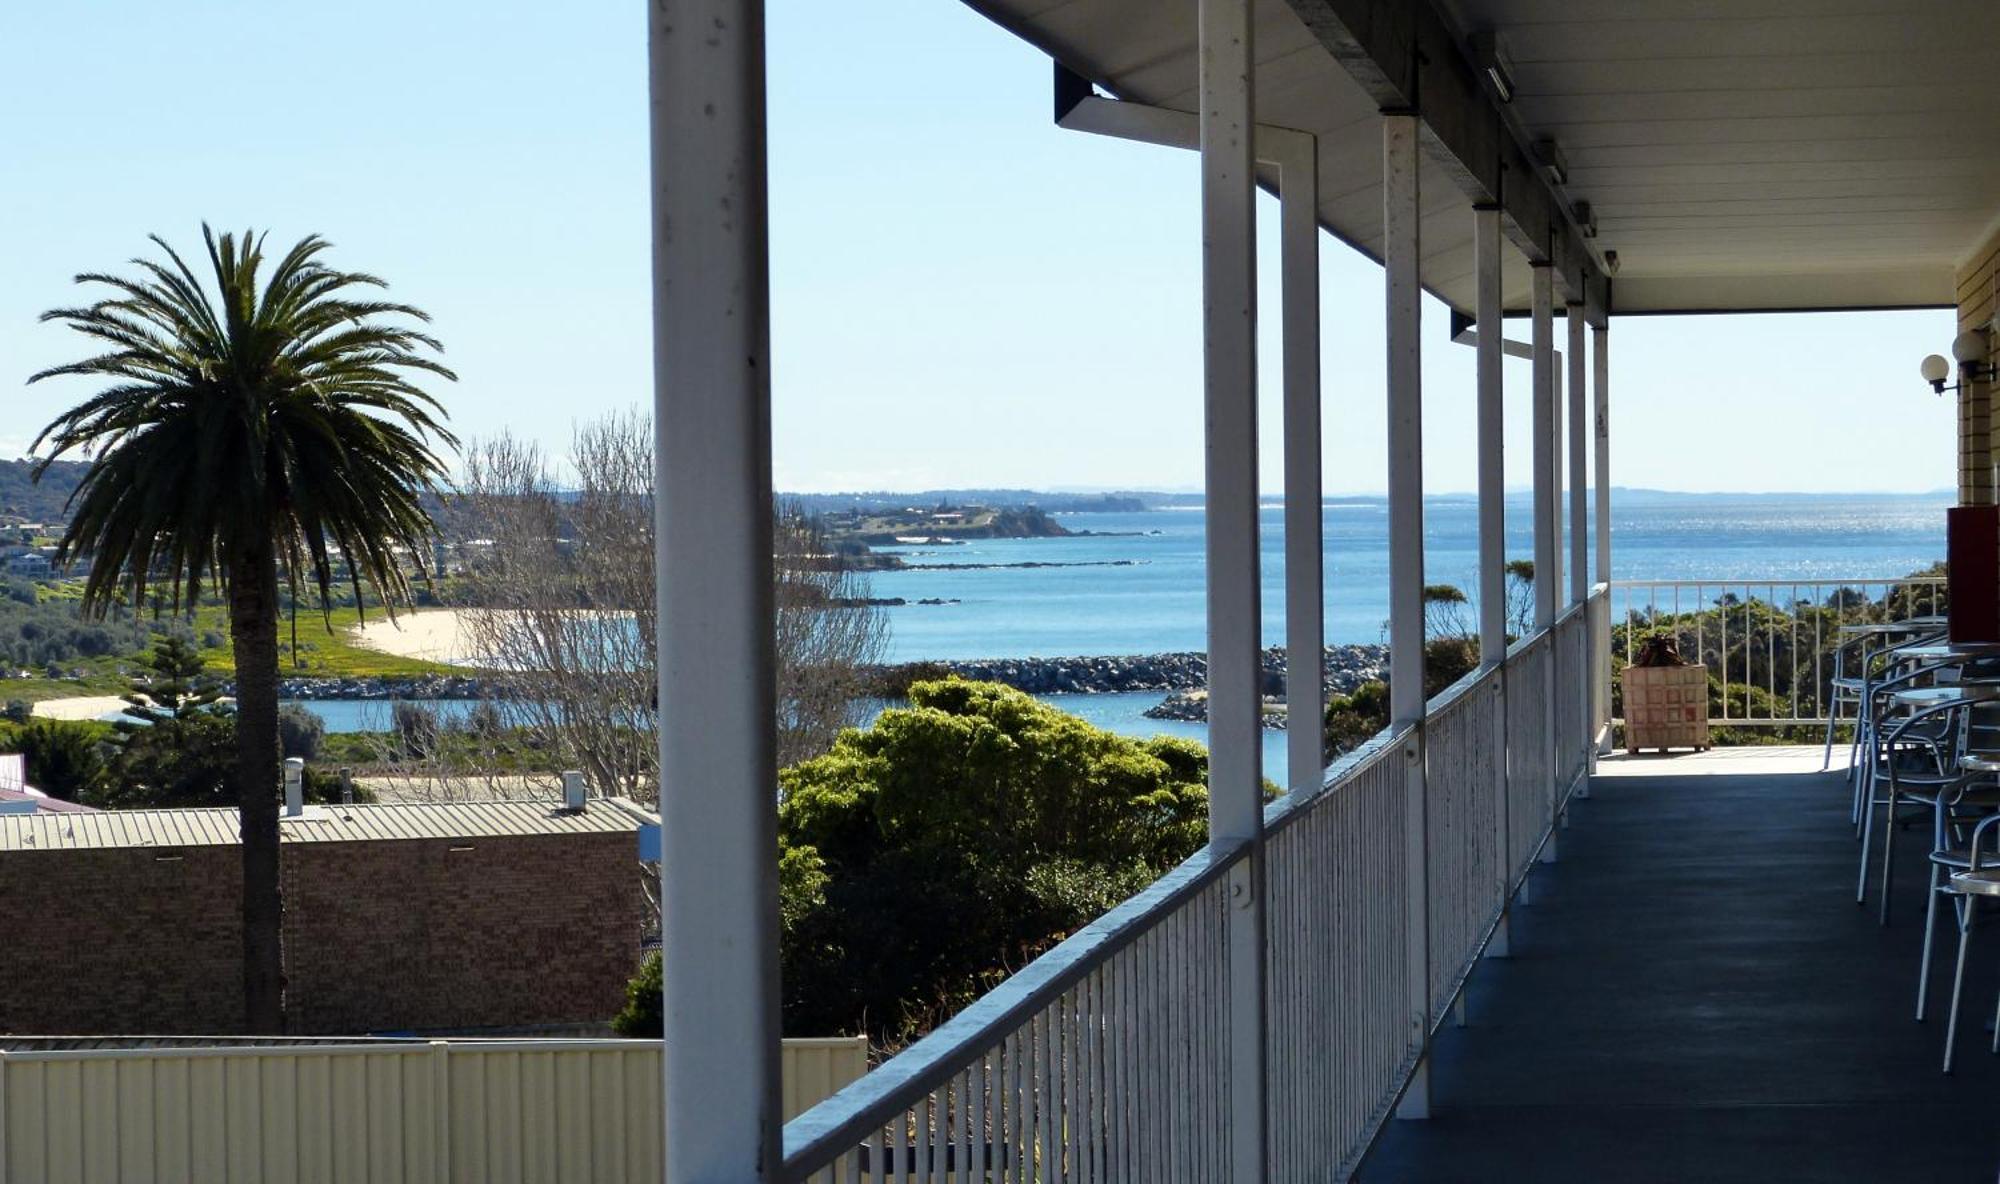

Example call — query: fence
[1608,578,1946,727]
[0,1036,867,1184]
[782,587,1609,1182]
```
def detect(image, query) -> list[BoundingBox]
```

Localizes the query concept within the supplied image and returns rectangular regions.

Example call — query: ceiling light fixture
[1471,32,1515,103]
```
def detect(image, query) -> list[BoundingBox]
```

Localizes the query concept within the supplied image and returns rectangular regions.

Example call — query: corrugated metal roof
[0,797,655,853]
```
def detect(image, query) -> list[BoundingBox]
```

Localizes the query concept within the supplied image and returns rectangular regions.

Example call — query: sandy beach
[347,608,477,665]
[31,695,132,722]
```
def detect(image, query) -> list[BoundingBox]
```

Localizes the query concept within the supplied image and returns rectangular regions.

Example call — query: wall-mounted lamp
[1572,201,1598,238]
[1471,32,1515,103]
[1920,329,1992,394]
[1533,139,1567,185]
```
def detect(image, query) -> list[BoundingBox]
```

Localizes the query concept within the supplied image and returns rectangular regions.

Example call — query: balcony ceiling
[967,0,2000,315]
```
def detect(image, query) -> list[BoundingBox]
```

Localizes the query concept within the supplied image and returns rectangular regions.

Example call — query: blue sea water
[268,491,1948,766]
[867,490,1951,662]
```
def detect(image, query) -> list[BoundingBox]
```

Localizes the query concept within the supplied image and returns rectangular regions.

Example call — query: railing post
[1474,205,1511,959]
[1197,0,1268,1175]
[1532,263,1560,864]
[651,2,784,1181]
[1383,111,1432,1121]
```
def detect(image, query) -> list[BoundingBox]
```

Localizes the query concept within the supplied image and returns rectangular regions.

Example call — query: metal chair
[1916,706,2000,1019]
[1940,814,2000,1073]
[1859,669,1973,908]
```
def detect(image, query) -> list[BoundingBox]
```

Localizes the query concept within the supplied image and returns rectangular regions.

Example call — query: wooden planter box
[1621,664,1710,753]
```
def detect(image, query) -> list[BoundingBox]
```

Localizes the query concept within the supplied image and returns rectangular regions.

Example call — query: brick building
[0,797,651,1035]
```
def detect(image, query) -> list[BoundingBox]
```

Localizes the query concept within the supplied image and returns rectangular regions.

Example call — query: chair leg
[1823,699,1838,771]
[1879,777,1900,925]
[1858,757,1879,905]
[1919,864,1944,1021]
[1945,897,1976,1074]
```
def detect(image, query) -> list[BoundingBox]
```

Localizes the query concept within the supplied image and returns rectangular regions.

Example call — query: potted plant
[1621,631,1709,754]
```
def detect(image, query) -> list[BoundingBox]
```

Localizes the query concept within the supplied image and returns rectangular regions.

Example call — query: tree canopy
[774,679,1213,1043]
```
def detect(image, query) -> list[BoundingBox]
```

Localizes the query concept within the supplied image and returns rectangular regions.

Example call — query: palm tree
[29,226,456,1031]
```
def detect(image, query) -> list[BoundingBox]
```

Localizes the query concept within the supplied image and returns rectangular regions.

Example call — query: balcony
[647,0,2000,1179]
[1362,747,2000,1181]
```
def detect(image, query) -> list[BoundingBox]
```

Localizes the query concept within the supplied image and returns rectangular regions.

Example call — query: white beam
[1280,136,1325,800]
[1567,304,1588,608]
[1475,205,1511,962]
[650,2,782,1181]
[1197,0,1268,1175]
[1594,324,1613,757]
[1593,326,1610,587]
[1531,264,1559,864]
[1531,267,1557,632]
[1059,92,1323,801]
[1385,111,1432,1122]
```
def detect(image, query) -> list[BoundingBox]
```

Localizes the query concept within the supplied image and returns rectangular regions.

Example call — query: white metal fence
[1608,578,1945,727]
[781,587,1610,1182]
[0,1036,867,1184]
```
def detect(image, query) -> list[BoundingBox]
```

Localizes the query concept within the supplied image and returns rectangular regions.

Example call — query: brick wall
[0,832,643,1036]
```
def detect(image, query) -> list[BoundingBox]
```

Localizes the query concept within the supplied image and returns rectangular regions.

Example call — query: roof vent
[562,770,588,812]
[284,758,304,818]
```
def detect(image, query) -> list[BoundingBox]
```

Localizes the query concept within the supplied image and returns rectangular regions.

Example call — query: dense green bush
[611,951,662,1037]
[0,718,111,800]
[775,679,1212,1044]
[277,704,326,760]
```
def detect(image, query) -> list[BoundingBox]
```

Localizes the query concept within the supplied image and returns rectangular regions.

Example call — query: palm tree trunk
[229,536,285,1033]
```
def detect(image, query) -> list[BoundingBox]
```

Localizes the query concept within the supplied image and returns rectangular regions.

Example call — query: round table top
[1889,642,2000,661]
[1840,618,1947,635]
[1889,684,2000,708]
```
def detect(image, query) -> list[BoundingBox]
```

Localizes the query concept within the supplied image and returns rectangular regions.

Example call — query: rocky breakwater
[887,645,1387,727]
[1144,645,1387,730]
[274,674,497,701]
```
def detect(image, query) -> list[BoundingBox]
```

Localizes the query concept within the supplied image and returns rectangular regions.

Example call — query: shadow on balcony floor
[1359,747,2000,1183]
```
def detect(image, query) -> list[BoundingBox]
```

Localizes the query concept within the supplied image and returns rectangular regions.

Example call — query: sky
[0,1,1960,495]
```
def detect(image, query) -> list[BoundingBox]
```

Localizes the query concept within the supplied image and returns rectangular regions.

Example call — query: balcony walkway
[1359,747,2000,1183]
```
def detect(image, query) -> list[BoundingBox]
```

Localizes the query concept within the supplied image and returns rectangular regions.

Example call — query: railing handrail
[1609,576,1939,590]
[779,836,1248,1173]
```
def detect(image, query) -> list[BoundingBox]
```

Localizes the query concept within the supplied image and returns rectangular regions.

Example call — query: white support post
[650,3,782,1181]
[1593,325,1611,588]
[1594,324,1614,756]
[1566,304,1588,608]
[1197,0,1268,1174]
[1281,135,1325,800]
[1566,302,1589,797]
[1475,206,1510,960]
[1531,264,1559,865]
[1531,267,1558,634]
[1384,112,1431,1121]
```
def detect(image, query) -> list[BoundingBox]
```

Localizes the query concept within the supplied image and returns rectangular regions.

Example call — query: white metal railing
[1609,578,1946,727]
[781,587,1610,1182]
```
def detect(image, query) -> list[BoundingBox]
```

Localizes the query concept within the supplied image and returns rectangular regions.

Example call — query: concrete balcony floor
[1359,747,2000,1183]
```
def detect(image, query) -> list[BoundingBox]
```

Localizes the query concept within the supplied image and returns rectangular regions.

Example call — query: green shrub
[0,718,111,801]
[277,704,326,760]
[611,951,662,1038]
[776,679,1211,1043]
[1,699,30,725]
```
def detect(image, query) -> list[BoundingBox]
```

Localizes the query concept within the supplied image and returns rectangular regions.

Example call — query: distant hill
[0,458,88,524]
[784,489,1171,514]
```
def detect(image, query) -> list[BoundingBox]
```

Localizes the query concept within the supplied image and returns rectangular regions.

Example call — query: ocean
[866,490,1950,663]
[277,490,1950,770]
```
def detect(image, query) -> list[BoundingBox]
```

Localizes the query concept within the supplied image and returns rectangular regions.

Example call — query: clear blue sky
[1,1,1957,495]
